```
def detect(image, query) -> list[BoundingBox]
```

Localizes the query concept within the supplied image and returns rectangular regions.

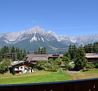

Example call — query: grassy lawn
[0,69,98,84]
[68,69,98,80]
[0,71,71,84]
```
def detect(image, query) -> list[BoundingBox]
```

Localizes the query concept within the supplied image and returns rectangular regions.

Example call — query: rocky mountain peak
[24,26,45,35]
[0,27,98,53]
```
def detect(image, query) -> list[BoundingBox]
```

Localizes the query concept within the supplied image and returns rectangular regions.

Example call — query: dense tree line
[34,47,47,54]
[0,46,27,61]
[0,46,27,74]
[84,42,98,53]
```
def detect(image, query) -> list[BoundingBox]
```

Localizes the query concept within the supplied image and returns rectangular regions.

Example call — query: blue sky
[0,0,97,36]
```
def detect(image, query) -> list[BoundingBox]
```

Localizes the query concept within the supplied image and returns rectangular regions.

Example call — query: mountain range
[0,27,98,53]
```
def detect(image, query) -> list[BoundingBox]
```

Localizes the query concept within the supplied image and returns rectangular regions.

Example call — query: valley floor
[0,69,98,84]
[0,71,71,84]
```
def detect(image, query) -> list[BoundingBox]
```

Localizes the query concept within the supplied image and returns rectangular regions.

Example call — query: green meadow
[0,69,98,84]
[0,71,71,84]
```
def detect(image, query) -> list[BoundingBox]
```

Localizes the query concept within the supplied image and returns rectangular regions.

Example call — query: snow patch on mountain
[4,32,24,42]
[30,34,37,42]
[41,37,45,42]
[70,37,77,43]
[3,40,9,44]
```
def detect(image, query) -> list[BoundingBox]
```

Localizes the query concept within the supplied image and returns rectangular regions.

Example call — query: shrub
[94,63,98,68]
[36,59,59,72]
[0,59,11,74]
[44,62,59,72]
[85,63,95,70]
[68,61,75,70]
[36,61,47,70]
[62,56,70,70]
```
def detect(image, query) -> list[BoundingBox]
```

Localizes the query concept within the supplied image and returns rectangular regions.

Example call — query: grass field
[0,71,71,84]
[67,69,98,80]
[0,69,98,84]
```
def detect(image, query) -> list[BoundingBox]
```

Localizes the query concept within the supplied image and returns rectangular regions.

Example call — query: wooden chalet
[10,61,34,74]
[85,53,98,63]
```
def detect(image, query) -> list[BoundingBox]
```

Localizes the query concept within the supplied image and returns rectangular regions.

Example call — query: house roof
[85,53,98,58]
[26,54,63,61]
[11,61,25,66]
[26,54,48,61]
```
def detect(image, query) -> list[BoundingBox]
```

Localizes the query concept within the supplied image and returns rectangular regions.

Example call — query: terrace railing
[0,78,98,91]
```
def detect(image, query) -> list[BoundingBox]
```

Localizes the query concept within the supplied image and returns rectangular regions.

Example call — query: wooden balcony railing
[0,78,98,91]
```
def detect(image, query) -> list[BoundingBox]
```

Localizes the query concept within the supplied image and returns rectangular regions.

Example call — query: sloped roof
[11,61,25,66]
[26,54,63,61]
[85,53,98,58]
[26,54,48,61]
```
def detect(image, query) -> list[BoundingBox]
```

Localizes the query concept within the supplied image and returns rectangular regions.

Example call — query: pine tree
[93,42,98,53]
[42,47,47,54]
[74,47,87,70]
[68,44,77,60]
[84,44,93,53]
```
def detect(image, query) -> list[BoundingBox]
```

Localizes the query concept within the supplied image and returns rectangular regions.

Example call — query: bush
[68,61,75,70]
[0,64,7,74]
[36,61,47,70]
[62,56,70,70]
[0,59,11,74]
[44,62,59,72]
[85,63,95,70]
[94,63,98,68]
[36,59,59,72]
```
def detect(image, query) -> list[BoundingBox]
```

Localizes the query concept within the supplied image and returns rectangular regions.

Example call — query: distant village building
[85,53,98,63]
[26,54,48,62]
[26,54,63,63]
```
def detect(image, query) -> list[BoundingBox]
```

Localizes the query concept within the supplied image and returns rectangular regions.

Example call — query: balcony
[0,78,98,91]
